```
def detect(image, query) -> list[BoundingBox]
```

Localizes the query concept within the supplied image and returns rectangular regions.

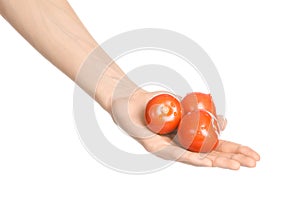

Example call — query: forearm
[0,0,98,79]
[0,0,136,113]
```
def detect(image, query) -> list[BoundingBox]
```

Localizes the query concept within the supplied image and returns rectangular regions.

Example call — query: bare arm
[0,0,132,113]
[0,0,97,79]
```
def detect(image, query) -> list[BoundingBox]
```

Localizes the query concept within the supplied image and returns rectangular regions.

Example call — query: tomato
[177,110,219,153]
[181,92,216,116]
[145,94,182,134]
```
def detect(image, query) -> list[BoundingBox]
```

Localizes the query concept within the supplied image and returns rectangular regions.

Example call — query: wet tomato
[145,94,182,134]
[177,110,219,153]
[181,92,216,116]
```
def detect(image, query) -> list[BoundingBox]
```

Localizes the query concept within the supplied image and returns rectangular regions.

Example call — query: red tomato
[177,110,219,153]
[145,94,182,134]
[181,92,216,116]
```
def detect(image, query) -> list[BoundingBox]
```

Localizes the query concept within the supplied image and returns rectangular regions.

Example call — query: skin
[0,0,260,170]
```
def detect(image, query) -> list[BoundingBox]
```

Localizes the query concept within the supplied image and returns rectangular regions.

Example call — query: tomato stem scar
[161,106,170,115]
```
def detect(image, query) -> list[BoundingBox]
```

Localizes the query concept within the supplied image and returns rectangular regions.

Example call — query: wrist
[75,46,148,114]
[95,76,146,114]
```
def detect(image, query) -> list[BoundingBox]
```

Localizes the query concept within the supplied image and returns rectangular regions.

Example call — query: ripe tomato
[145,94,182,134]
[177,110,219,153]
[181,92,216,116]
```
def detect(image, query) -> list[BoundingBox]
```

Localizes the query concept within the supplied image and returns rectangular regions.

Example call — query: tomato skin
[145,94,182,134]
[181,92,216,116]
[177,110,219,153]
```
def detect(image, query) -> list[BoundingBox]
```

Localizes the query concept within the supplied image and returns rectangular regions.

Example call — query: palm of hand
[112,91,260,170]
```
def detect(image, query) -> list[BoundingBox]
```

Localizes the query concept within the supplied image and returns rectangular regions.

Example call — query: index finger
[216,140,260,161]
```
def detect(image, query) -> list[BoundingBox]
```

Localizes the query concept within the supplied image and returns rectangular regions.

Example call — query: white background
[1,0,300,198]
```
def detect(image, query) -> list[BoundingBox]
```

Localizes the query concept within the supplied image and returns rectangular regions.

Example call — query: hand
[112,90,260,170]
